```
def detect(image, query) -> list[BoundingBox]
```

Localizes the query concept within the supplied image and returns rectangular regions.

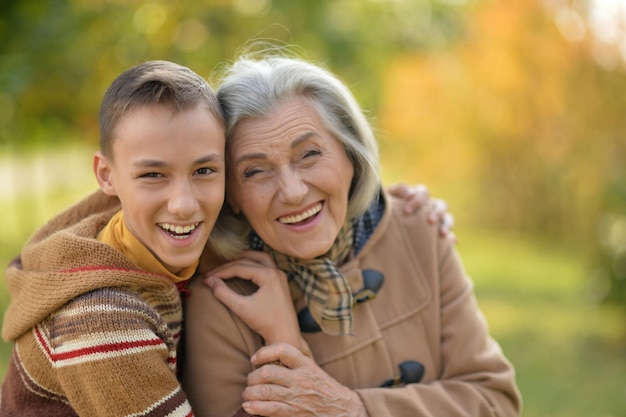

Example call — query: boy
[0,60,248,416]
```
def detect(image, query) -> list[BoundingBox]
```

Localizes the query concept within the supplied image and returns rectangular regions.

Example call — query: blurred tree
[377,0,626,317]
[1,0,624,314]
[0,0,468,151]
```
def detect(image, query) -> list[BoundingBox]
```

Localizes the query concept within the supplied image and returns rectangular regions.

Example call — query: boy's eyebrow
[194,153,224,164]
[234,131,318,165]
[134,153,223,167]
[133,159,167,168]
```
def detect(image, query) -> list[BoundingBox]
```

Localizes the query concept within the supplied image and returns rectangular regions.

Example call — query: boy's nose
[168,181,199,218]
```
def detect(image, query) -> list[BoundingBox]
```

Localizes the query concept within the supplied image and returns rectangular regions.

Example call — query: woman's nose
[277,169,308,204]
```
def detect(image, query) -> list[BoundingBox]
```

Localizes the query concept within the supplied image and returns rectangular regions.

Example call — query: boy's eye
[196,167,216,176]
[141,172,163,178]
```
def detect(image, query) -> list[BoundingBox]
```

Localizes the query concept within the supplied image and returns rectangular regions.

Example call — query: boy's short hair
[98,60,224,159]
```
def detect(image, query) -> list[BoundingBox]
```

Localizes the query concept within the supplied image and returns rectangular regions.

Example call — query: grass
[0,148,625,416]
[459,230,626,417]
[0,146,97,379]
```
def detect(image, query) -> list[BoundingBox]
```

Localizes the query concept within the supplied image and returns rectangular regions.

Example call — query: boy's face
[94,103,225,274]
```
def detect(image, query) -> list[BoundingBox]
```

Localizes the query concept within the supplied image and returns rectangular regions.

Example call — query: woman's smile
[277,202,323,225]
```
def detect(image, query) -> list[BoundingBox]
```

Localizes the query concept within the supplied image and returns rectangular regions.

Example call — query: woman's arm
[205,251,308,354]
[183,275,261,417]
[182,253,304,417]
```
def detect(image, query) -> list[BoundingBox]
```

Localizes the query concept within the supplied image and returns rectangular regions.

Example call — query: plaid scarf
[251,222,355,336]
[248,192,384,336]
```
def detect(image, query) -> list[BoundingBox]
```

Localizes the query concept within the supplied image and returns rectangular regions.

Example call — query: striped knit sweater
[0,191,249,417]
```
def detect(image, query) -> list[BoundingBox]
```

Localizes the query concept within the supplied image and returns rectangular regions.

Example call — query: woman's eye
[298,149,322,165]
[303,149,322,159]
[243,167,262,178]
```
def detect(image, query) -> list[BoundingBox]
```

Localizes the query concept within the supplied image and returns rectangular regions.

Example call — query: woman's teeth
[278,203,323,224]
[159,222,199,237]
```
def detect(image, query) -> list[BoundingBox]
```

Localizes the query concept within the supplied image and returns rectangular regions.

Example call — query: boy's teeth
[160,222,199,234]
[279,203,323,224]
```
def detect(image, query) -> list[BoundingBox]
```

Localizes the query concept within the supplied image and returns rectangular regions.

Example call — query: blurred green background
[1,0,625,416]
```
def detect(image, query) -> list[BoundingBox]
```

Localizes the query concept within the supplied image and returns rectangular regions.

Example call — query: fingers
[204,260,270,312]
[438,212,455,236]
[387,182,411,198]
[242,400,289,417]
[427,200,458,243]
[426,198,448,224]
[404,185,430,215]
[242,368,295,417]
[389,185,457,243]
[246,361,292,388]
[205,258,281,289]
[242,380,297,417]
[242,393,293,417]
[251,342,306,369]
[206,277,241,307]
[206,262,300,347]
[412,184,430,201]
[389,183,431,215]
[243,350,368,417]
[204,250,281,289]
[236,250,276,268]
[205,263,286,314]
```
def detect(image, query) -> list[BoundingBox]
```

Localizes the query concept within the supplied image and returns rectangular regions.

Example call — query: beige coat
[182,191,522,417]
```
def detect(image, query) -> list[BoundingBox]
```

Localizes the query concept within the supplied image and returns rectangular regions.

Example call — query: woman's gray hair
[210,52,381,259]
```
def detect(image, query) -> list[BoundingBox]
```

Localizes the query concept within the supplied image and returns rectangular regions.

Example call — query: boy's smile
[158,222,200,239]
[95,103,225,274]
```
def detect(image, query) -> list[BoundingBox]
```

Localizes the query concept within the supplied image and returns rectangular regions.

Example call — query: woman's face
[227,96,354,259]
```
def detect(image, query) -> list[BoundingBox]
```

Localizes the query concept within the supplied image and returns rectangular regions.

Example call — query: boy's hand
[388,183,456,243]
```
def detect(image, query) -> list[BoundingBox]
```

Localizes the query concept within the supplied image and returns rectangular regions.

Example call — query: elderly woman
[182,54,521,417]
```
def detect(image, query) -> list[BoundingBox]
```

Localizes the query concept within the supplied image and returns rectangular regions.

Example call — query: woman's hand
[204,251,303,350]
[242,343,368,417]
[388,183,456,242]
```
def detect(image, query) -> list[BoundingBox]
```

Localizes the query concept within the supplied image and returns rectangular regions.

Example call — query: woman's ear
[93,151,117,196]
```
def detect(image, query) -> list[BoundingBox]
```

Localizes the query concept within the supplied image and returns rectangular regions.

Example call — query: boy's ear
[93,151,117,196]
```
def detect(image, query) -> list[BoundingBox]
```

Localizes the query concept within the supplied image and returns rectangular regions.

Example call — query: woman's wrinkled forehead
[227,97,332,156]
[228,95,325,141]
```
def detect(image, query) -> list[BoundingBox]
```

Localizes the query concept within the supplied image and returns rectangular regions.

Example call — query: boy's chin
[159,251,202,274]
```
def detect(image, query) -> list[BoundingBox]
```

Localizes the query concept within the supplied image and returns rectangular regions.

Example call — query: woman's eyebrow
[234,152,266,165]
[234,131,320,165]
[291,131,319,149]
